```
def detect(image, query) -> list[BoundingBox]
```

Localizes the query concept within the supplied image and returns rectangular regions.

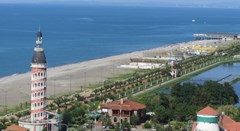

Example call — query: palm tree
[93,89,98,95]
[62,96,69,106]
[48,103,55,110]
[54,98,62,108]
[9,116,16,124]
[0,117,9,127]
[74,94,85,101]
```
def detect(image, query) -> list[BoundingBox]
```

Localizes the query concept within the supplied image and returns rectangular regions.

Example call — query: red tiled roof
[222,123,240,131]
[197,106,219,116]
[221,115,236,125]
[101,99,146,111]
[5,124,29,131]
[220,115,240,131]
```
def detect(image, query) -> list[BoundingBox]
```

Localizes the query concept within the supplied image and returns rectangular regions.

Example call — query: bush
[144,121,152,129]
[130,114,139,126]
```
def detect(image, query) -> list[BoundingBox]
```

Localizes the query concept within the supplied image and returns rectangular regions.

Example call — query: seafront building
[118,43,218,70]
[192,106,240,131]
[101,99,146,124]
[18,31,61,131]
[119,55,183,69]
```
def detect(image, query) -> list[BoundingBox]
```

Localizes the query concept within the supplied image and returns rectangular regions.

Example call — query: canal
[188,62,240,106]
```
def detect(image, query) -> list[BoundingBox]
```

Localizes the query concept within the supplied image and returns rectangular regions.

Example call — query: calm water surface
[189,62,240,106]
[1,4,240,77]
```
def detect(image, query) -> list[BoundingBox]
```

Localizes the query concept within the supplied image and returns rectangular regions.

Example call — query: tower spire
[36,27,43,47]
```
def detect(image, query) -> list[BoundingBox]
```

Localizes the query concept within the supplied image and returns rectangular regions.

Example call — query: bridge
[188,74,233,83]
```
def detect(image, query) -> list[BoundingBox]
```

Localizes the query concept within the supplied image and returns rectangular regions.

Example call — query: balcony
[112,113,130,117]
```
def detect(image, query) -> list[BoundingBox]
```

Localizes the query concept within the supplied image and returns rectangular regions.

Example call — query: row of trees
[90,42,240,102]
[47,42,240,112]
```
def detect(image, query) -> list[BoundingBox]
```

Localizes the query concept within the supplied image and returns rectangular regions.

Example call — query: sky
[0,0,240,8]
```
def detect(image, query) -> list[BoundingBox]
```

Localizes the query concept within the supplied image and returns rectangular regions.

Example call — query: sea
[1,4,240,77]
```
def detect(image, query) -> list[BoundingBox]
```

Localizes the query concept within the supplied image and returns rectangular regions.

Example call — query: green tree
[54,97,62,107]
[87,120,94,131]
[0,117,9,129]
[143,121,152,129]
[218,105,240,121]
[9,116,17,124]
[169,121,186,130]
[48,103,55,110]
[122,121,131,130]
[130,114,139,127]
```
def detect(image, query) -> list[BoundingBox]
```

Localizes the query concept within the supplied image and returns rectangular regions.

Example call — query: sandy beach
[0,40,230,108]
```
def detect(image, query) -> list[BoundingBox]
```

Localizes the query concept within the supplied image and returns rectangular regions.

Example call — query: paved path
[131,60,228,97]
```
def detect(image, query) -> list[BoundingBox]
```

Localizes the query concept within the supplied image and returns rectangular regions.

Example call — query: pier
[194,33,240,40]
[217,74,232,82]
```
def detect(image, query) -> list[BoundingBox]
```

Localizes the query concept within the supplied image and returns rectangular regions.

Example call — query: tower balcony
[31,63,47,68]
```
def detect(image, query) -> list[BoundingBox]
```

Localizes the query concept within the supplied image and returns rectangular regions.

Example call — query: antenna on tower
[36,26,43,47]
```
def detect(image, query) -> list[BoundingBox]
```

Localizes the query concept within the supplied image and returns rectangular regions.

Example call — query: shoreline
[0,40,230,107]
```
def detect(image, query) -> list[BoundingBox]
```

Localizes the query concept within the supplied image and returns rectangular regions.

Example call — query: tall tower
[30,30,47,121]
[19,31,61,131]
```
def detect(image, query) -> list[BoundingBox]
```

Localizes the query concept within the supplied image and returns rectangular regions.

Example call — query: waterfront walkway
[132,58,239,97]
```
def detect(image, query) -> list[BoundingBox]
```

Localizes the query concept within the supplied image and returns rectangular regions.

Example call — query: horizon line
[0,2,240,9]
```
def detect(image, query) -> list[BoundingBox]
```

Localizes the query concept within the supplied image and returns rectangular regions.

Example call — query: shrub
[144,121,152,129]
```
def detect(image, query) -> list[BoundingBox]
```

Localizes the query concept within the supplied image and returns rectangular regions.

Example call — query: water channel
[162,62,240,106]
[190,62,240,106]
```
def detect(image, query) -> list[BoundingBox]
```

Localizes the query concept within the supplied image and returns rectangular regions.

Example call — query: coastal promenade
[131,57,239,98]
[0,40,230,109]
